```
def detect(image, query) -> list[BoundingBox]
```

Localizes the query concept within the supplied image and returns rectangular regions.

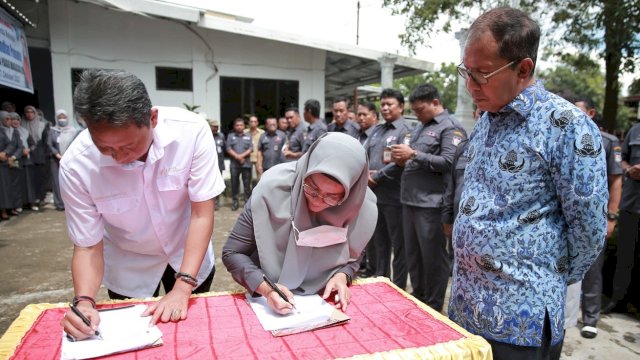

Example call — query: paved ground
[1,197,639,359]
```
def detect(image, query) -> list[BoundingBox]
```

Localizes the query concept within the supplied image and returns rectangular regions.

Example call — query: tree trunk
[602,0,622,132]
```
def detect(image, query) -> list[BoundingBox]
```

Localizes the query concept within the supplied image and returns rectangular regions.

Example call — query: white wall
[48,0,326,120]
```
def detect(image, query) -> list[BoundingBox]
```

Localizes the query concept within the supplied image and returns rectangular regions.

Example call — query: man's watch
[607,212,619,221]
[411,150,418,160]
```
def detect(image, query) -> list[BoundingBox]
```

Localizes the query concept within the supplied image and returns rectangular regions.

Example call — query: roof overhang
[78,0,434,97]
[0,0,36,27]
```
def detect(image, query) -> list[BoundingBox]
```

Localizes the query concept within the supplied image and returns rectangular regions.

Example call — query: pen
[69,303,103,340]
[262,274,299,314]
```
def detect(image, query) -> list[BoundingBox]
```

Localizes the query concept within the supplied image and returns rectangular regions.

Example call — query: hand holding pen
[60,301,102,341]
[261,274,299,315]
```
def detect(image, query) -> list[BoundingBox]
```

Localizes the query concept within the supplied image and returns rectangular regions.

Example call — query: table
[0,278,491,359]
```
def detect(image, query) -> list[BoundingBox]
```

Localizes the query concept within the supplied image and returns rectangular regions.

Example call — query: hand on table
[322,273,350,311]
[60,302,100,341]
[142,285,191,324]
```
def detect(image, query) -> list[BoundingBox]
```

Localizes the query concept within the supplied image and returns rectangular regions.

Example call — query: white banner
[0,6,33,93]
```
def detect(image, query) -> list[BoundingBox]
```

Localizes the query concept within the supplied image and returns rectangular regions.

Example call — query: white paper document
[60,304,163,360]
[246,294,336,331]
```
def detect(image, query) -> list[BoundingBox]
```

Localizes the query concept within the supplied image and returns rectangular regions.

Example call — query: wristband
[72,295,96,309]
[174,272,198,288]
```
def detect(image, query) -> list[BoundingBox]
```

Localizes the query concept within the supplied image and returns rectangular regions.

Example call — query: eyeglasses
[457,59,519,85]
[303,183,343,206]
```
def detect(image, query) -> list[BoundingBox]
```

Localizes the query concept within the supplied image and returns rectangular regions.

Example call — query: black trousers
[108,265,215,300]
[403,206,450,311]
[230,167,252,202]
[611,210,640,302]
[581,247,605,326]
[372,203,407,288]
[488,312,563,360]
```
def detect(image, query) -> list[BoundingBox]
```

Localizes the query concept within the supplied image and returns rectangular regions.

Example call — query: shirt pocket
[95,196,138,215]
[157,169,189,192]
[414,133,438,153]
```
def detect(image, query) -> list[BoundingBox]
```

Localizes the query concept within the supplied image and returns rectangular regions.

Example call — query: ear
[587,108,596,119]
[150,108,158,128]
[432,98,442,107]
[517,58,535,79]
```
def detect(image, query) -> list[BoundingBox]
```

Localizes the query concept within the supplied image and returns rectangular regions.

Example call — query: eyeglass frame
[302,182,344,207]
[456,59,521,85]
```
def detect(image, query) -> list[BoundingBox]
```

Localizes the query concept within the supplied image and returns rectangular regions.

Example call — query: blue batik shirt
[448,81,608,347]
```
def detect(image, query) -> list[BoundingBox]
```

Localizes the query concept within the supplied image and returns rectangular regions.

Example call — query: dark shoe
[357,269,374,278]
[231,201,239,211]
[581,325,598,339]
[55,207,65,211]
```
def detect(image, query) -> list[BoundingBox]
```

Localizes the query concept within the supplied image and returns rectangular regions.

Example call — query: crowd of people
[0,102,80,220]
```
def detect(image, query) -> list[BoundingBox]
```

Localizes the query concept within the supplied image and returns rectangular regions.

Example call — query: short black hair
[304,99,321,118]
[233,117,245,125]
[73,69,152,128]
[380,88,404,105]
[359,101,377,113]
[285,106,299,115]
[409,83,441,103]
[332,96,349,106]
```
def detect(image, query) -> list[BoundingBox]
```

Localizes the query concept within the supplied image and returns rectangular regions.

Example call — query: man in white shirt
[60,69,225,341]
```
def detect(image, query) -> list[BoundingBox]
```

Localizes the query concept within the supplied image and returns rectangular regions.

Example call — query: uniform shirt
[284,122,307,161]
[400,109,466,208]
[59,107,225,298]
[213,132,225,172]
[226,131,253,169]
[327,120,360,139]
[601,131,623,176]
[366,118,413,205]
[441,140,468,224]
[301,120,327,153]
[246,128,264,163]
[620,123,640,213]
[449,82,608,346]
[258,129,287,171]
[358,126,375,147]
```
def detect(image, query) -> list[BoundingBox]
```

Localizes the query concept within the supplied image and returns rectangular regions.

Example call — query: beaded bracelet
[174,272,198,288]
[72,295,96,309]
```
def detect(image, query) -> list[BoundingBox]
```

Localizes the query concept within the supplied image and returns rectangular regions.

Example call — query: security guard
[283,107,307,161]
[328,96,359,138]
[301,99,327,153]
[226,117,253,211]
[257,117,287,175]
[366,88,412,289]
[391,83,466,311]
[208,118,226,210]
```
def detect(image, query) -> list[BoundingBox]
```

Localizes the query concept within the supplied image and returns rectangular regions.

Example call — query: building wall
[48,0,325,121]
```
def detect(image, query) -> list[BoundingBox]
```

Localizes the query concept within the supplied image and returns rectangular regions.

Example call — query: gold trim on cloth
[0,279,492,360]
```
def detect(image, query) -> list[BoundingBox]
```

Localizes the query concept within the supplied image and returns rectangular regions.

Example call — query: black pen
[262,274,299,314]
[69,303,103,340]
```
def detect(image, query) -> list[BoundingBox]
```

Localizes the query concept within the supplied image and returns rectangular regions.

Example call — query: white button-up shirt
[60,107,225,297]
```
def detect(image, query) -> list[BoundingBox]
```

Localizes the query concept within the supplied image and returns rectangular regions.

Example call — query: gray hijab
[0,111,13,138]
[251,132,378,294]
[21,105,45,143]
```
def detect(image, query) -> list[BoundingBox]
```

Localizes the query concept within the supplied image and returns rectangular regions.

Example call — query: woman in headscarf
[49,109,80,211]
[0,111,22,220]
[223,133,377,314]
[11,112,37,212]
[21,105,49,209]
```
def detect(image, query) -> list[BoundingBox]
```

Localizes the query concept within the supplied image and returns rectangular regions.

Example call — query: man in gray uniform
[226,117,253,211]
[209,118,226,210]
[302,99,327,153]
[328,96,360,138]
[366,88,412,288]
[391,83,466,311]
[357,101,378,147]
[603,120,640,316]
[283,107,307,162]
[257,117,287,175]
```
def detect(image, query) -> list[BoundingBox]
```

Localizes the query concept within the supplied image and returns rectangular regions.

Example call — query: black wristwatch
[607,212,619,221]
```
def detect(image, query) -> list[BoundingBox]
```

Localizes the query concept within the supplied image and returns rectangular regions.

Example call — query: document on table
[245,293,341,332]
[60,304,163,360]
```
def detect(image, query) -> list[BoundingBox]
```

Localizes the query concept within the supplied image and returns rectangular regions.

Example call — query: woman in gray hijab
[10,112,37,212]
[223,133,377,314]
[21,105,49,207]
[49,109,80,210]
[0,111,23,219]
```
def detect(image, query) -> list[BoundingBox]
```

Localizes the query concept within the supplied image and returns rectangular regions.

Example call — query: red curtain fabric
[10,282,465,359]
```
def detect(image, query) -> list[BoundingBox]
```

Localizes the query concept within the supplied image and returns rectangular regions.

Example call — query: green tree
[382,0,640,131]
[394,62,459,113]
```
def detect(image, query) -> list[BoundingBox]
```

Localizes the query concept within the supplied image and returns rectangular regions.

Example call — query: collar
[430,109,449,124]
[99,107,178,168]
[497,79,546,119]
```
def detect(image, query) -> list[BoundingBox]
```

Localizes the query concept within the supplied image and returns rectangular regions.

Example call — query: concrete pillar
[379,55,397,90]
[455,29,475,134]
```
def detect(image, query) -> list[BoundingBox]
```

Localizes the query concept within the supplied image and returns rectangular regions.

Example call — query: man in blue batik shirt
[449,7,608,360]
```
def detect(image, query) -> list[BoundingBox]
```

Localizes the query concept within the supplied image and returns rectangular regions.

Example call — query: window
[155,67,192,91]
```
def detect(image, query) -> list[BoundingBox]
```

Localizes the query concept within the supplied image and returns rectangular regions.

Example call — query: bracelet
[72,295,96,309]
[174,272,198,288]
